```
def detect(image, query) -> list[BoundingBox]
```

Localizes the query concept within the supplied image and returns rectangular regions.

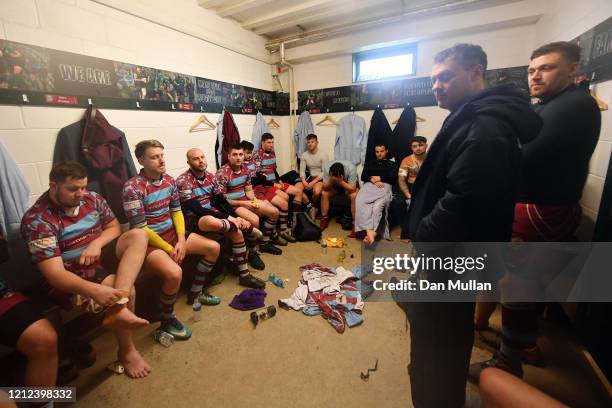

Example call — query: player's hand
[274,182,283,189]
[236,217,252,230]
[172,239,187,264]
[91,285,125,307]
[374,181,385,188]
[79,242,102,266]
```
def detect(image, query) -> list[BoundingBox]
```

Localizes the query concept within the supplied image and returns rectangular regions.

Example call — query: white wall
[288,0,612,240]
[290,22,536,160]
[0,0,285,205]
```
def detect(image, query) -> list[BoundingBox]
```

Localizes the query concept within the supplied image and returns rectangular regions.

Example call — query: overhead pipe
[265,0,487,52]
[274,42,298,170]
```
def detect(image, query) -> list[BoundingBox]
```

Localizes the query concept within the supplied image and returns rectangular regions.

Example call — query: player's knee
[23,321,57,358]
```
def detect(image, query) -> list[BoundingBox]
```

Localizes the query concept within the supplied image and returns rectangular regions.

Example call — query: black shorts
[0,300,43,347]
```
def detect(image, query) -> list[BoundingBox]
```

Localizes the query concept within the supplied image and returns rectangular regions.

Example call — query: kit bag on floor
[293,213,321,242]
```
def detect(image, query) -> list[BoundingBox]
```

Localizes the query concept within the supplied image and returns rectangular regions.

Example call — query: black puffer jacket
[407,84,542,242]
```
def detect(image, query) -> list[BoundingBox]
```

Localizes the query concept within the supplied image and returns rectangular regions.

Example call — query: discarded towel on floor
[279,263,368,333]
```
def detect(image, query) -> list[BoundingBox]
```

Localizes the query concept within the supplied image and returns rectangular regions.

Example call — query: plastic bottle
[154,330,175,347]
[268,274,284,288]
[192,300,202,322]
[250,305,277,327]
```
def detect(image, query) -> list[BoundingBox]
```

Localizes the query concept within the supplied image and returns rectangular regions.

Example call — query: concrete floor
[70,223,412,407]
[66,223,610,407]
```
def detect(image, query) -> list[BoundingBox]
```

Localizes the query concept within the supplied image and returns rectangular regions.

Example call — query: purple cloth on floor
[229,288,267,311]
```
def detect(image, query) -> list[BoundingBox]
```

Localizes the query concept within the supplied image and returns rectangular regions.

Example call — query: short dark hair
[434,43,488,72]
[50,161,87,183]
[230,143,244,151]
[374,143,388,150]
[531,41,581,63]
[411,136,427,144]
[306,133,318,141]
[261,133,274,142]
[329,162,345,178]
[135,139,164,159]
[240,140,254,151]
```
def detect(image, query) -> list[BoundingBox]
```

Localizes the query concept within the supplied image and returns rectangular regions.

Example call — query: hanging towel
[0,142,29,240]
[365,107,393,162]
[0,142,40,290]
[54,106,136,223]
[294,111,314,158]
[391,105,417,162]
[215,110,241,168]
[334,113,367,165]
[251,112,270,150]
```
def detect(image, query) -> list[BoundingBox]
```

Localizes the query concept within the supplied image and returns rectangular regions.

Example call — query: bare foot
[103,306,149,331]
[365,230,376,245]
[119,348,151,379]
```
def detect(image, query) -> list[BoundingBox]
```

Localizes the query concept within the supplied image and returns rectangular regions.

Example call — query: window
[353,44,417,82]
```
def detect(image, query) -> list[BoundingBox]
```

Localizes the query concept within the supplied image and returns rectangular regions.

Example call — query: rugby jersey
[244,159,257,178]
[122,170,181,236]
[21,191,115,280]
[176,169,218,221]
[252,148,278,182]
[214,163,251,201]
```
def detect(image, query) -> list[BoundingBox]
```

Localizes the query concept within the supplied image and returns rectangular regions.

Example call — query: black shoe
[186,291,198,305]
[341,219,353,230]
[260,242,282,255]
[239,274,266,289]
[468,354,523,384]
[248,251,265,270]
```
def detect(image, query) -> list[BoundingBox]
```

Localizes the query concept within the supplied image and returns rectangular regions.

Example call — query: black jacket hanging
[391,105,417,162]
[365,107,393,162]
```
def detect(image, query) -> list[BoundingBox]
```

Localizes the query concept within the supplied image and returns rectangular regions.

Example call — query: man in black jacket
[405,44,542,407]
[469,42,601,383]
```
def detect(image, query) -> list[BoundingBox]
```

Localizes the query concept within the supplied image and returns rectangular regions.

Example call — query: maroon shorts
[254,185,277,201]
[512,203,581,242]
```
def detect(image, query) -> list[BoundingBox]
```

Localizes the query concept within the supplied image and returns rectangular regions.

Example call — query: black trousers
[408,301,475,408]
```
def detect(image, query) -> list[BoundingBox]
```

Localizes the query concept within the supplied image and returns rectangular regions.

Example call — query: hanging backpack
[293,213,321,242]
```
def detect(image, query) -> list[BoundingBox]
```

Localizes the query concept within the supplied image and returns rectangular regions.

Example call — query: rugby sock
[190,258,215,296]
[160,290,178,321]
[231,241,249,276]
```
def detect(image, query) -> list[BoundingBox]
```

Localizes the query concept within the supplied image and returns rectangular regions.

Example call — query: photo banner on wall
[297,66,529,114]
[0,39,287,114]
[573,16,612,83]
